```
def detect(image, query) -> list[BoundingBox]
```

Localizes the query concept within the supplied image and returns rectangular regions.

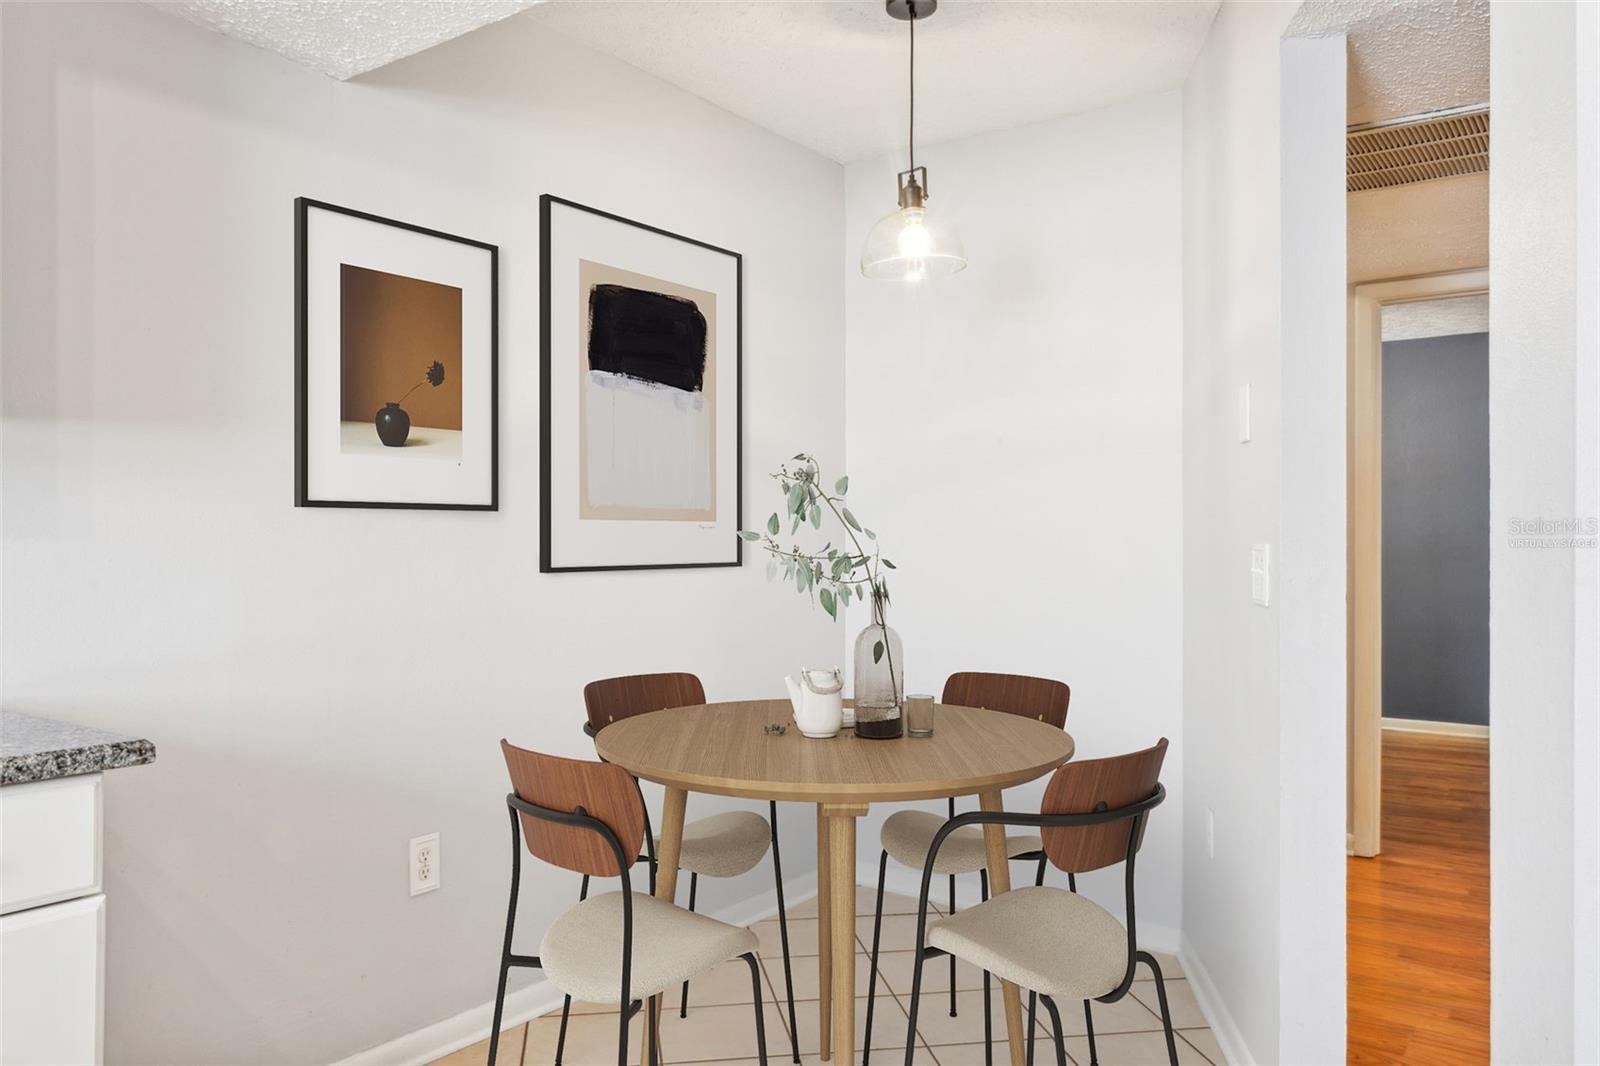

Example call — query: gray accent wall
[1382,331,1490,725]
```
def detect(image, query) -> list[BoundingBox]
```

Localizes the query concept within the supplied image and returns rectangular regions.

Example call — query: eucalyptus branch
[739,453,900,703]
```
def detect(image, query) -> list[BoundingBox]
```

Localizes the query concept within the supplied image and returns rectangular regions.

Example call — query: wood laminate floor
[1348,730,1489,1064]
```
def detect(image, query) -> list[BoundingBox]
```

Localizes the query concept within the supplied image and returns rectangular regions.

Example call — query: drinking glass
[906,694,935,737]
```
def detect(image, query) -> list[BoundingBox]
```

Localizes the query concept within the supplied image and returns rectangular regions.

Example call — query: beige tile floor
[431,888,1224,1066]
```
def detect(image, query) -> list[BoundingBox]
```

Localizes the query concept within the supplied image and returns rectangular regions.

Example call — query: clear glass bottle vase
[853,617,904,710]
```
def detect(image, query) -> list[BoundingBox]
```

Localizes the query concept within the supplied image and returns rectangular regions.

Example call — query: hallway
[1347,731,1490,1064]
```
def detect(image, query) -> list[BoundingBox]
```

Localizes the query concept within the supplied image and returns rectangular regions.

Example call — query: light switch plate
[1251,544,1270,606]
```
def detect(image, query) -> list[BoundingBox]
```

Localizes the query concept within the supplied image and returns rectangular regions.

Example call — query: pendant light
[860,0,966,281]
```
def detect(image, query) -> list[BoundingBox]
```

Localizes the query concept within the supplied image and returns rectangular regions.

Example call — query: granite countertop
[1,711,156,786]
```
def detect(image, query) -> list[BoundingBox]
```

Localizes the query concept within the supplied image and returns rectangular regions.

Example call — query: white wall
[0,4,844,1063]
[1178,4,1299,1063]
[1276,33,1349,1066]
[841,93,1186,939]
[1488,2,1600,1061]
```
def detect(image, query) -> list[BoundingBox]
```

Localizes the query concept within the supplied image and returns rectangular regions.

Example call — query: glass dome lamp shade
[860,0,966,280]
[861,171,965,279]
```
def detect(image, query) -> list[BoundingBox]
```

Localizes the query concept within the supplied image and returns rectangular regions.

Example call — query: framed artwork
[295,198,498,509]
[540,195,742,572]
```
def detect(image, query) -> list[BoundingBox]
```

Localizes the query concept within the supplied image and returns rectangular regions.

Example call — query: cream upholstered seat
[656,810,772,879]
[541,891,759,1004]
[881,809,1043,876]
[926,885,1128,1001]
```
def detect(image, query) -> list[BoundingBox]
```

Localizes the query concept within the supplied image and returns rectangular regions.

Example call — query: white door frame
[1347,268,1488,858]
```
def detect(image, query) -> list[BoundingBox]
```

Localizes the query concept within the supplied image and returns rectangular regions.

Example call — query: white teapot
[784,668,844,739]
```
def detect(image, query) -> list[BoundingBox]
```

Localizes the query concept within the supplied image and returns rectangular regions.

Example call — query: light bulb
[860,201,966,280]
[896,210,933,257]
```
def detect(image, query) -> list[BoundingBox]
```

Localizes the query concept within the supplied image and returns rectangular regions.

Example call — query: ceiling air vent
[1347,104,1489,193]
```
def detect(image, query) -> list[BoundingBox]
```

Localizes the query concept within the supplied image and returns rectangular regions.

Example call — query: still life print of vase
[853,621,904,709]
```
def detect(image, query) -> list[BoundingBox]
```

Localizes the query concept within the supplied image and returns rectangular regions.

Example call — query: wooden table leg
[815,805,832,1061]
[824,803,865,1066]
[979,789,1026,1066]
[642,787,687,1066]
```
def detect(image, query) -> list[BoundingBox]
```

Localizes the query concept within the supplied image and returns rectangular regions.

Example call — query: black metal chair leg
[1082,1000,1099,1066]
[743,952,770,1065]
[649,993,662,1066]
[904,943,929,1066]
[863,850,889,1066]
[945,798,958,1018]
[553,873,591,1066]
[1136,950,1181,1066]
[768,802,801,1064]
[947,872,958,1017]
[678,872,699,1018]
[489,807,524,1066]
[980,869,992,1066]
[1039,995,1069,1066]
[618,997,635,1066]
[1026,992,1038,1066]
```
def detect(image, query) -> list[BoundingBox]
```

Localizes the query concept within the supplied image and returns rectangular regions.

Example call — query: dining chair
[862,672,1070,1065]
[900,739,1178,1066]
[489,741,769,1066]
[572,672,801,1065]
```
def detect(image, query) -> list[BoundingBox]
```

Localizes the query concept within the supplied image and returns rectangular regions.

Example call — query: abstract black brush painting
[586,284,708,394]
[541,194,741,572]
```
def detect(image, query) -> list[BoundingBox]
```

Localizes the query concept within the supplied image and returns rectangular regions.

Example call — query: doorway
[1346,275,1491,1062]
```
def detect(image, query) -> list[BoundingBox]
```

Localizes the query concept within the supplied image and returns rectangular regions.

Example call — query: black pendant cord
[908,11,916,172]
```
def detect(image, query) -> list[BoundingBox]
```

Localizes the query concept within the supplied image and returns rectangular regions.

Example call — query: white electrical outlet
[410,833,440,896]
[1206,808,1215,860]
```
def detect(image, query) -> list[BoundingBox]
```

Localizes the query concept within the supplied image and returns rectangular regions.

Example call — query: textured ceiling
[147,0,542,80]
[523,1,1220,162]
[1382,294,1489,342]
[1289,0,1488,125]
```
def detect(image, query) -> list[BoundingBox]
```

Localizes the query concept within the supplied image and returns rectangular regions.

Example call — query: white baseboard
[1178,933,1255,1066]
[1381,716,1489,738]
[870,862,1183,956]
[334,872,817,1066]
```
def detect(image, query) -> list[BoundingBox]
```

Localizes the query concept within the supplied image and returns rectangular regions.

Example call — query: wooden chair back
[500,740,646,878]
[942,671,1071,730]
[1039,738,1168,874]
[583,672,707,735]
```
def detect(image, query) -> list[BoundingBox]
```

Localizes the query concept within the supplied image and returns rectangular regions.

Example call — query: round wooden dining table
[596,699,1075,1066]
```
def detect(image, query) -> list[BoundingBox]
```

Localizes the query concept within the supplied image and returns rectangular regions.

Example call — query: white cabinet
[0,774,106,1065]
[0,894,104,1066]
[2,775,101,913]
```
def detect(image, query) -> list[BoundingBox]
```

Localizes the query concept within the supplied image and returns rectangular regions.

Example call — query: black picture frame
[539,194,743,572]
[295,197,499,510]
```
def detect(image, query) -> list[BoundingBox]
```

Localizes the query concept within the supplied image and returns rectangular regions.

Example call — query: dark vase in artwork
[375,402,410,447]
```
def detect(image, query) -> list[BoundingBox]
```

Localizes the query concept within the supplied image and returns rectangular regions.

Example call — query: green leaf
[843,507,862,532]
[819,587,837,619]
[793,453,807,461]
[840,584,852,605]
[809,503,822,528]
[766,559,778,581]
[882,558,897,569]
[796,565,808,592]
[835,476,849,496]
[767,513,780,536]
[738,530,761,541]
[864,528,877,540]
[873,640,885,664]
[788,483,806,516]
